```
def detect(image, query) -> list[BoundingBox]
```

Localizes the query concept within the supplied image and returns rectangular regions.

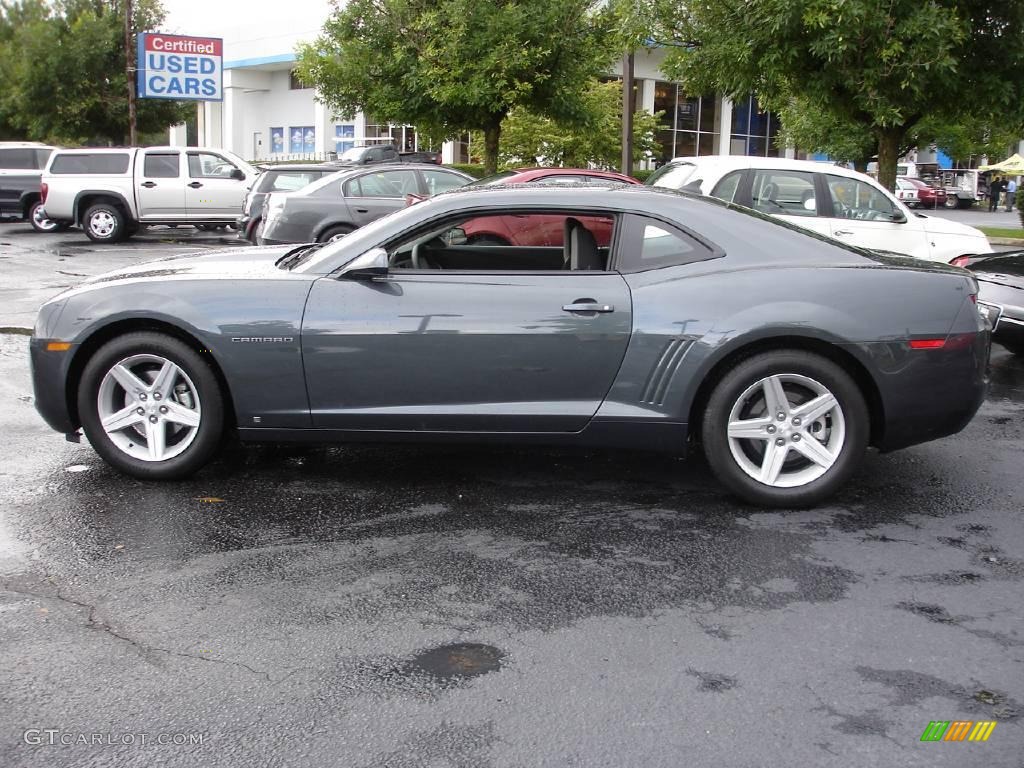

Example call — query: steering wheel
[410,242,440,270]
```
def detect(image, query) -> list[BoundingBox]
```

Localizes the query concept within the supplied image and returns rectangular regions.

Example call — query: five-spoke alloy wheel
[702,351,868,507]
[79,333,224,479]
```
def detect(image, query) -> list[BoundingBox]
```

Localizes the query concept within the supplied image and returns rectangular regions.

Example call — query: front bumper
[30,338,78,434]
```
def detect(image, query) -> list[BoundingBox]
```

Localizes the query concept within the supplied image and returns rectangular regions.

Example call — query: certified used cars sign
[136,33,223,101]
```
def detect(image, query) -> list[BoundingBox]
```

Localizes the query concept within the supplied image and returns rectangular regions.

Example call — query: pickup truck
[41,146,258,242]
[0,141,66,232]
[333,143,440,166]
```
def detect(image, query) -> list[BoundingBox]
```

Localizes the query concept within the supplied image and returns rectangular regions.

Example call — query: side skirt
[237,419,688,453]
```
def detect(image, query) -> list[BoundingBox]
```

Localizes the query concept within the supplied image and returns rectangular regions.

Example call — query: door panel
[823,174,927,256]
[184,151,249,217]
[344,169,418,226]
[301,272,632,431]
[137,151,184,219]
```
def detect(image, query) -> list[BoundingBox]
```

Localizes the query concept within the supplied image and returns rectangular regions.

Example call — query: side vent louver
[640,338,693,406]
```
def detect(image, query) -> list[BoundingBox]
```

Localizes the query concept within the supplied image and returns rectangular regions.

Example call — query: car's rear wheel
[83,203,127,242]
[944,195,960,209]
[701,351,868,507]
[318,224,354,243]
[29,200,67,233]
[78,332,224,479]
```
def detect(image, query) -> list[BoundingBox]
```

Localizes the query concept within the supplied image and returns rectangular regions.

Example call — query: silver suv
[0,142,65,232]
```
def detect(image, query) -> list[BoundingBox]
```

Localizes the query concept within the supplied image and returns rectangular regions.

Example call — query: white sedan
[647,156,990,263]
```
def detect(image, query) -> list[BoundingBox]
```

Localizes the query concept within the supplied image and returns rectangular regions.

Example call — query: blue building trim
[224,52,296,70]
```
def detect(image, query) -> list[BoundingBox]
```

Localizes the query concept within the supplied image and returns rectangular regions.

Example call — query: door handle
[141,181,157,188]
[833,229,854,236]
[562,302,614,313]
[355,208,369,213]
[188,181,203,189]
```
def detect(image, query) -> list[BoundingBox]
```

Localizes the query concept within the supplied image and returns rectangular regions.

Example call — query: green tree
[657,0,1024,190]
[480,79,661,169]
[0,0,188,145]
[296,0,617,174]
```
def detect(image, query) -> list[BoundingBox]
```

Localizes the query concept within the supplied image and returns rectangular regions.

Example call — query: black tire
[82,202,127,243]
[317,224,354,243]
[77,332,225,480]
[701,350,869,508]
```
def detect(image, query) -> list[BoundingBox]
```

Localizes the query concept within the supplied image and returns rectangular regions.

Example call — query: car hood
[916,214,987,239]
[79,245,298,286]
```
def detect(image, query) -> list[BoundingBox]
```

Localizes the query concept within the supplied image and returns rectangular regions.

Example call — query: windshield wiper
[277,243,326,270]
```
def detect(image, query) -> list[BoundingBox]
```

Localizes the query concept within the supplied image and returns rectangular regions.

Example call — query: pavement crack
[1,579,271,682]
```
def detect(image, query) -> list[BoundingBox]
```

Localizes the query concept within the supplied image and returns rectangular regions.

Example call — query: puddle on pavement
[406,642,504,681]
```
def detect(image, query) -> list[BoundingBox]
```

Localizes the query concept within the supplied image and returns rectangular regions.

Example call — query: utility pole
[620,50,634,176]
[124,0,137,145]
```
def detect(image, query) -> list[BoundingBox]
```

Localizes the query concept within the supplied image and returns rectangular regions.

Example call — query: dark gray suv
[0,142,63,232]
[258,163,472,244]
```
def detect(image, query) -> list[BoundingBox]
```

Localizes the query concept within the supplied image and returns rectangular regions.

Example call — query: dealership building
[165,3,805,168]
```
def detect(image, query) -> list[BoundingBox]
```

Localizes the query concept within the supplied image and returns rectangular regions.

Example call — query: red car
[896,176,947,209]
[409,167,640,247]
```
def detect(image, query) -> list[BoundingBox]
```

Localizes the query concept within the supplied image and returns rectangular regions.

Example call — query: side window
[750,170,818,216]
[365,147,383,163]
[350,170,417,198]
[49,153,130,174]
[143,153,179,178]
[0,148,43,170]
[188,152,238,179]
[421,170,468,195]
[710,170,744,203]
[385,212,616,272]
[825,175,899,220]
[617,214,717,272]
[381,146,398,160]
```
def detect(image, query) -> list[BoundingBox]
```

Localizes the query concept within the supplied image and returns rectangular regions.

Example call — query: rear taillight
[40,182,48,203]
[950,255,971,268]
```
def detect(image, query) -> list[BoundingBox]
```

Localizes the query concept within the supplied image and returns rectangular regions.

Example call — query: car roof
[263,164,340,172]
[508,167,639,183]
[664,154,868,179]
[0,141,56,148]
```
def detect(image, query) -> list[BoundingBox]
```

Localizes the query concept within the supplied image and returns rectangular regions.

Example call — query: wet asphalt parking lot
[0,221,1022,767]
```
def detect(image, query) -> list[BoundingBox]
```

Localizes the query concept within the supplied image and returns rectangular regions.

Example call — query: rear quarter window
[50,153,131,174]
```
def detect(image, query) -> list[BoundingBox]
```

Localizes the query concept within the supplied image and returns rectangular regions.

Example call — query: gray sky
[161,0,333,55]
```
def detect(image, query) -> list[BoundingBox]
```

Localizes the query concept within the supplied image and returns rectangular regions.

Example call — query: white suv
[646,156,990,263]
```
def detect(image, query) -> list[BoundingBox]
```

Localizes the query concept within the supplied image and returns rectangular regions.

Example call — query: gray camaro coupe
[30,185,989,507]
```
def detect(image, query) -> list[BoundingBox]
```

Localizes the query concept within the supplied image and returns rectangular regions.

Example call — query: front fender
[53,280,314,429]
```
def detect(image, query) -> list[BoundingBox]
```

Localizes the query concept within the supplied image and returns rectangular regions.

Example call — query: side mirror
[230,168,245,181]
[890,210,907,224]
[340,247,389,280]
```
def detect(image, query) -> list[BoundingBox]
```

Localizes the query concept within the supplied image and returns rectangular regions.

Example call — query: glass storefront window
[729,95,782,157]
[653,82,718,164]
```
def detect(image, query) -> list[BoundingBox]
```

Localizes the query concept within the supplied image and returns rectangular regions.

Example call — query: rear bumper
[30,338,78,434]
[866,329,990,452]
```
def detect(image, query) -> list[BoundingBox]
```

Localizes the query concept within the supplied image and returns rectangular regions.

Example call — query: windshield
[467,170,519,187]
[646,162,696,190]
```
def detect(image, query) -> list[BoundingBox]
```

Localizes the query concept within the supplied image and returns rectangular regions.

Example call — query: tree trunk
[482,121,501,176]
[876,128,903,192]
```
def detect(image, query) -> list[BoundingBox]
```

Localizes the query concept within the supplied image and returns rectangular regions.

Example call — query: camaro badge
[231,337,294,343]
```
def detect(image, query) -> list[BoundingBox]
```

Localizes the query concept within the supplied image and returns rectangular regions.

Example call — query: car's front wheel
[701,351,868,507]
[78,332,224,479]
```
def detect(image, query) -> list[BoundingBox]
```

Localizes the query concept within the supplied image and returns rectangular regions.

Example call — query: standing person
[989,176,1004,212]
[1005,177,1018,212]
